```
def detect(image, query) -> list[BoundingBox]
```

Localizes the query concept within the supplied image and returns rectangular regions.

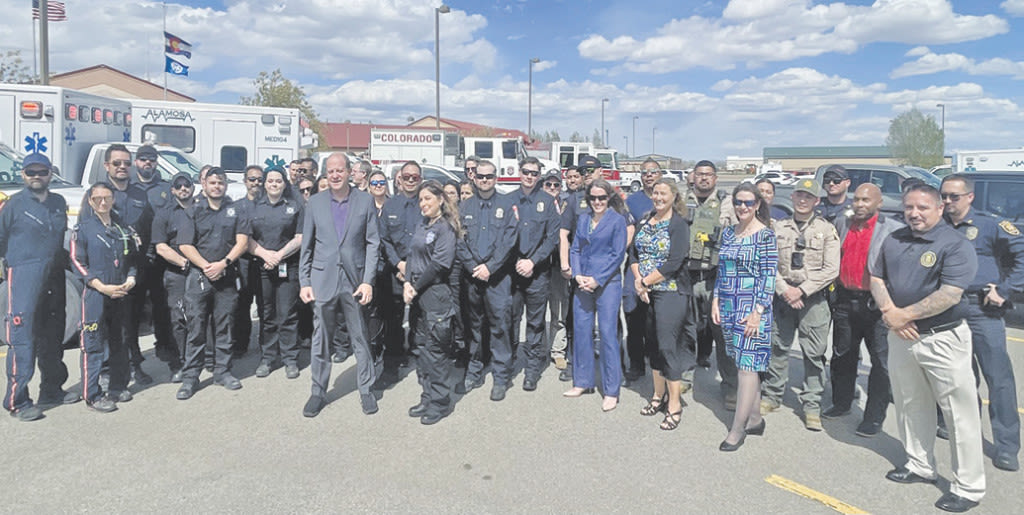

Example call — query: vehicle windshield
[904,166,941,188]
[0,143,76,189]
[159,149,204,179]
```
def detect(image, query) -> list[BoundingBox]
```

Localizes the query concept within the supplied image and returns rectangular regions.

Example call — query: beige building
[51,65,194,102]
[763,145,951,173]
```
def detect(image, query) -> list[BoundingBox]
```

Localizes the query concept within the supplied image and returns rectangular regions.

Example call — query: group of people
[1,146,1019,512]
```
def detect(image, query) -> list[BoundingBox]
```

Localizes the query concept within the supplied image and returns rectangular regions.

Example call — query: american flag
[31,0,67,22]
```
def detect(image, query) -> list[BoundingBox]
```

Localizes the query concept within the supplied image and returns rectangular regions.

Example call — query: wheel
[630,180,641,192]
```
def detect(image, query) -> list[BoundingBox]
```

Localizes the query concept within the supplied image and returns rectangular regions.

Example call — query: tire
[630,181,641,192]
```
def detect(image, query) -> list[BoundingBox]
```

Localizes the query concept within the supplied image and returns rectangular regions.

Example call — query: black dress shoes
[360,393,379,415]
[408,402,429,418]
[490,382,509,402]
[934,493,979,513]
[558,368,572,382]
[993,452,1019,472]
[421,407,452,425]
[745,418,766,436]
[855,420,882,438]
[719,434,745,452]
[214,375,242,390]
[303,395,326,417]
[176,383,195,401]
[522,378,538,391]
[821,405,850,419]
[885,467,936,484]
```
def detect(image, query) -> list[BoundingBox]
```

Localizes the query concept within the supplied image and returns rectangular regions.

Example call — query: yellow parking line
[765,474,868,514]
[1008,336,1024,343]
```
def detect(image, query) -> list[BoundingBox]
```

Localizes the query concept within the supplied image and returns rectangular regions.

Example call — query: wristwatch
[224,257,233,267]
[754,303,765,314]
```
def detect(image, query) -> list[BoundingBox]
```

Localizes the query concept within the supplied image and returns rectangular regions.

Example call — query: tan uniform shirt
[774,215,840,297]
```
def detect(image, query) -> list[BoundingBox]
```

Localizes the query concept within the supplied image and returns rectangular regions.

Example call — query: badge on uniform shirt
[426,231,436,244]
[843,207,854,218]
[537,201,545,213]
[227,207,236,217]
[965,226,979,240]
[495,208,504,219]
[161,191,167,199]
[709,200,718,208]
[465,214,473,220]
[920,251,937,268]
[999,220,1021,236]
[286,206,295,214]
[579,199,587,209]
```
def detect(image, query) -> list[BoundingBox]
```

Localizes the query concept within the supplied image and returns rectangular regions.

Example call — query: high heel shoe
[719,433,746,452]
[563,387,595,398]
[602,396,618,412]
[745,418,766,436]
[640,394,668,416]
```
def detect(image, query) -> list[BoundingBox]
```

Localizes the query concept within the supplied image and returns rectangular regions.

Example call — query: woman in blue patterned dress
[712,182,777,451]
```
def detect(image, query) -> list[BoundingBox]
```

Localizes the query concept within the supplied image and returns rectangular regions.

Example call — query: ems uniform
[763,213,840,416]
[150,199,190,372]
[70,214,139,403]
[0,189,69,414]
[946,208,1023,464]
[407,218,458,419]
[681,189,738,394]
[249,195,304,370]
[134,176,175,364]
[109,180,155,370]
[871,223,984,502]
[176,197,251,386]
[510,186,559,385]
[457,192,517,390]
[231,196,261,358]
[380,193,424,361]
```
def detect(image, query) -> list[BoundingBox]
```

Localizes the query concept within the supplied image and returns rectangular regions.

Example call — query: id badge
[235,276,242,291]
[278,262,288,278]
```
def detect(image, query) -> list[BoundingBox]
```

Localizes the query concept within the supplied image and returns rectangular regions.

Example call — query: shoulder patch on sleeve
[999,220,1021,236]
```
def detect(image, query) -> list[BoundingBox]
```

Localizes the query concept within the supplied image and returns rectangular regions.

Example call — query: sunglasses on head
[941,192,966,201]
[476,173,496,180]
[369,179,387,187]
[24,168,50,177]
[108,159,131,167]
[733,199,757,208]
[588,194,609,202]
[520,169,540,177]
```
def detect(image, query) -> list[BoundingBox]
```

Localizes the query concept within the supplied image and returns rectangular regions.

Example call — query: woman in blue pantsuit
[565,179,628,412]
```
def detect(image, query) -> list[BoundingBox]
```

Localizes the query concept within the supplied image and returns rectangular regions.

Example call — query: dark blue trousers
[572,278,622,397]
[966,303,1020,455]
[79,289,129,402]
[4,262,68,412]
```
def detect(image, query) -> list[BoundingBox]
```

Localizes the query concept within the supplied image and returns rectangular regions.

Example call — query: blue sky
[3,0,1024,160]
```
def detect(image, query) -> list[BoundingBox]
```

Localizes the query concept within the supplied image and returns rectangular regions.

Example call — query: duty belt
[688,268,717,282]
[922,319,963,335]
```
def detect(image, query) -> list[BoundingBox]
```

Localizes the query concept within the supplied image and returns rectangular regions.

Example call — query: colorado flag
[164,31,192,59]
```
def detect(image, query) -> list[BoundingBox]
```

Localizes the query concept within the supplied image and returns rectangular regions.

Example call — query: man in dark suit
[299,153,381,417]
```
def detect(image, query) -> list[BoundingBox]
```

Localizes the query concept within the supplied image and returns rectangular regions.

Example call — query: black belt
[921,319,963,335]
[688,268,716,282]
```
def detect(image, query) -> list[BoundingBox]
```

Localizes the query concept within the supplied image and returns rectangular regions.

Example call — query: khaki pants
[888,321,985,502]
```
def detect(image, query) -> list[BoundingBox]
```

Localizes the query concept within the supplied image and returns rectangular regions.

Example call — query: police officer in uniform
[815,165,853,223]
[761,179,840,431]
[231,165,265,359]
[175,168,251,400]
[682,160,738,406]
[941,174,1023,472]
[380,161,425,375]
[509,157,559,391]
[102,144,155,385]
[458,160,517,400]
[71,183,140,412]
[0,153,78,421]
[871,182,984,513]
[151,172,195,382]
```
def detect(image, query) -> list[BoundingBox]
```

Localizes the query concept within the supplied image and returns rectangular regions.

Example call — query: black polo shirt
[176,196,251,262]
[869,222,977,332]
[249,195,304,261]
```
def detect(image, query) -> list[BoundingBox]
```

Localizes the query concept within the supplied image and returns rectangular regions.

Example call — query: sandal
[660,410,682,431]
[641,394,668,416]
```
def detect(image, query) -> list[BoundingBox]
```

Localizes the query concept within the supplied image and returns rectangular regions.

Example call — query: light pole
[632,115,638,157]
[434,4,450,129]
[652,126,656,154]
[528,57,540,140]
[937,103,945,155]
[600,98,609,148]
[623,136,628,157]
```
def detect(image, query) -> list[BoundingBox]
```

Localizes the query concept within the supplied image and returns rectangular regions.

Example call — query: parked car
[743,171,794,186]
[773,163,940,217]
[960,172,1024,232]
[930,164,954,178]
[382,162,462,195]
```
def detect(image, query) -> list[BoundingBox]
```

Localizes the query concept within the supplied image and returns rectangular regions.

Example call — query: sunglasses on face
[108,160,131,167]
[578,167,596,175]
[24,169,50,177]
[295,168,309,174]
[246,177,263,183]
[299,187,313,194]
[369,179,388,187]
[173,182,193,190]
[90,196,113,204]
[641,170,660,176]
[941,193,966,201]
[733,199,757,208]
[544,182,560,188]
[465,166,477,173]
[588,194,609,202]
[137,157,156,163]
[520,169,540,177]
[476,173,496,181]
[826,178,845,185]
[401,174,421,182]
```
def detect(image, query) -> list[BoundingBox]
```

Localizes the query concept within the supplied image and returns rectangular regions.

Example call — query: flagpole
[39,0,49,85]
[162,2,167,100]
[32,18,37,82]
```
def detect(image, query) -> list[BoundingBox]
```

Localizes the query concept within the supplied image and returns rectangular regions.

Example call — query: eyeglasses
[172,182,193,190]
[23,168,50,177]
[369,179,388,187]
[543,182,560,188]
[246,177,264,183]
[941,192,966,201]
[520,169,541,177]
[578,167,596,174]
[299,187,313,194]
[295,168,309,174]
[588,194,609,202]
[136,157,156,163]
[641,170,661,176]
[733,199,757,208]
[90,196,113,204]
[108,160,131,167]
[465,166,478,173]
[826,178,845,185]
[400,174,421,182]
[476,173,496,181]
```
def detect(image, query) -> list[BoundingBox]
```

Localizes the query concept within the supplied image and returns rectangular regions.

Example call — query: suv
[774,163,940,217]
[960,172,1024,232]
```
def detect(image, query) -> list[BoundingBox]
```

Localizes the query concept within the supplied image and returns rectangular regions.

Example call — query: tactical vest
[687,190,727,270]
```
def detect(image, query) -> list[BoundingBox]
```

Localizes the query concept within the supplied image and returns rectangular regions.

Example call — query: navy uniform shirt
[0,189,67,267]
[870,222,978,331]
[626,190,654,222]
[150,201,189,270]
[380,192,422,268]
[249,195,304,261]
[407,218,456,307]
[70,214,139,286]
[815,196,853,223]
[457,191,517,275]
[512,186,559,265]
[560,189,589,240]
[176,196,251,262]
[946,207,1024,298]
[109,181,154,251]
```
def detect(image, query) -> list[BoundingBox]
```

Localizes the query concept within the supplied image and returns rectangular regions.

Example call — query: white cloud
[905,46,931,57]
[532,60,557,72]
[578,0,1007,73]
[892,51,1024,79]
[1002,0,1024,16]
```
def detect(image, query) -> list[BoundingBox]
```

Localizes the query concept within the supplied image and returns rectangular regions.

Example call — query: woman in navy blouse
[565,179,628,412]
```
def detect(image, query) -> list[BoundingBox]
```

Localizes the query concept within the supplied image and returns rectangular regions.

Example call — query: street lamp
[434,4,450,129]
[652,126,656,154]
[600,98,609,148]
[937,103,946,155]
[528,57,540,140]
[623,136,628,156]
[632,115,638,157]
